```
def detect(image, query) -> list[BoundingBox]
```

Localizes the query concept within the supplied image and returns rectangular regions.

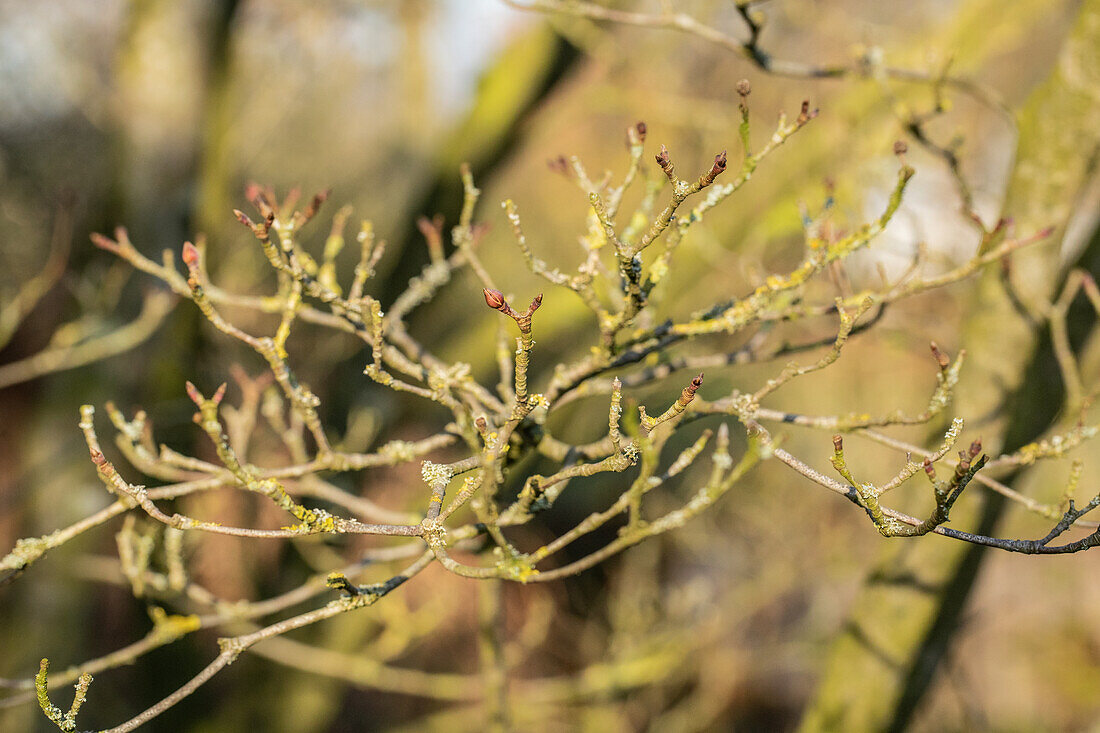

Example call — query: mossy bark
[798,2,1100,730]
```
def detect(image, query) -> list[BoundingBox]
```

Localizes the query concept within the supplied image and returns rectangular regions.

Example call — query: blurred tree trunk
[798,2,1100,730]
[194,0,242,244]
[107,0,220,248]
[384,24,580,302]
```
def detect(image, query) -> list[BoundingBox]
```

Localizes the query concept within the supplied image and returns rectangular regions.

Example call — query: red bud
[182,242,200,268]
[483,288,506,311]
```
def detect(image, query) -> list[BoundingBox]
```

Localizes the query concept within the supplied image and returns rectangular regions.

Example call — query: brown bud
[635,121,647,141]
[528,293,543,314]
[89,444,111,473]
[797,100,819,125]
[736,79,752,97]
[929,342,950,370]
[547,155,570,175]
[305,189,330,219]
[655,144,674,180]
[483,288,507,311]
[833,434,844,452]
[922,458,936,478]
[701,151,727,187]
[968,438,982,458]
[893,140,908,156]
[475,415,488,432]
[678,373,704,406]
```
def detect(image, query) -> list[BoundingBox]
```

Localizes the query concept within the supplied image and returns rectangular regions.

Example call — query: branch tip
[547,155,570,176]
[181,241,200,268]
[689,372,704,392]
[308,188,330,214]
[326,572,360,596]
[528,293,543,315]
[797,100,818,125]
[701,151,728,187]
[655,144,675,180]
[90,232,119,253]
[929,341,950,369]
[232,209,253,228]
[184,381,202,405]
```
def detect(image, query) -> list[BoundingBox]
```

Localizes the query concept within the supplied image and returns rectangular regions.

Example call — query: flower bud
[182,242,200,267]
[483,288,506,311]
